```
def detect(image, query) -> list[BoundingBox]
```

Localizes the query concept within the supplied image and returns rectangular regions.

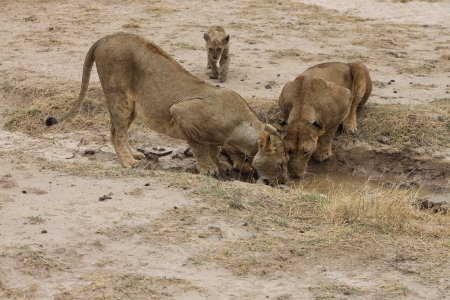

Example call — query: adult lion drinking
[46,33,288,186]
[279,62,372,178]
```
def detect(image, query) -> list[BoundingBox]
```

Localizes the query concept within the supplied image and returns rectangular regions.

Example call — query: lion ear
[222,35,230,44]
[204,33,210,41]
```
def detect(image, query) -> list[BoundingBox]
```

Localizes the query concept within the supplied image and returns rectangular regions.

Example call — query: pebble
[41,230,47,234]
[99,195,112,201]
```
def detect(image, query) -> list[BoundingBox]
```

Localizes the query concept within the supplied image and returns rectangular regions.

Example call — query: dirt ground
[0,0,449,299]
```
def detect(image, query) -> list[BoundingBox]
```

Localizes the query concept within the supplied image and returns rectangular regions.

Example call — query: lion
[45,33,288,186]
[279,75,352,178]
[204,26,230,82]
[300,62,372,133]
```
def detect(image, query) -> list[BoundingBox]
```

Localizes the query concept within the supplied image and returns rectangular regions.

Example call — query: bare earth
[0,0,449,299]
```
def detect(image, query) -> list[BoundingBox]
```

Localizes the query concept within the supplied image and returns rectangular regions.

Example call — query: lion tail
[348,62,372,109]
[45,39,100,126]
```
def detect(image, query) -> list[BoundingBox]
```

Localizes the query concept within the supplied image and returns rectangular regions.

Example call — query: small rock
[409,82,413,84]
[388,82,391,85]
[242,222,248,226]
[446,91,449,94]
[240,79,244,81]
[390,79,395,82]
[99,195,112,201]
[41,230,47,234]
[144,183,150,186]
[48,27,54,31]
[393,90,397,93]
[277,74,280,76]
[173,206,178,209]
[22,190,27,194]
[256,82,260,84]
[264,85,272,89]
[215,85,220,88]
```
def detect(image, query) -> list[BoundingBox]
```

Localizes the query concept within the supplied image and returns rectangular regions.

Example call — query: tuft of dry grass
[53,272,203,300]
[318,183,427,234]
[122,22,140,29]
[1,245,69,277]
[309,281,366,298]
[26,215,45,225]
[355,98,450,150]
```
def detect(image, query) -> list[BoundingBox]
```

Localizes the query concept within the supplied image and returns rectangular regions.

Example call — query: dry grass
[53,272,203,300]
[319,183,438,234]
[26,215,45,225]
[355,98,450,149]
[1,245,70,277]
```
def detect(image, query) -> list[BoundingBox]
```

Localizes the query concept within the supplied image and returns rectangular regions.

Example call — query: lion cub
[204,26,230,82]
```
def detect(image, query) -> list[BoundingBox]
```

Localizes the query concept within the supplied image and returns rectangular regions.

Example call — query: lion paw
[343,121,357,134]
[313,150,332,163]
[132,151,146,160]
[218,160,233,174]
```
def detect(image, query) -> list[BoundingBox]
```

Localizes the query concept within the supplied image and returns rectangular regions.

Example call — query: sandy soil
[0,0,449,299]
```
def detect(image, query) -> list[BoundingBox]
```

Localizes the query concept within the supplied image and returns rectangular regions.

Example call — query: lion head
[252,126,289,186]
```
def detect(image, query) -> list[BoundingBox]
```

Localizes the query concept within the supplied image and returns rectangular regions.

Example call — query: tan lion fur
[46,33,288,185]
[301,62,372,133]
[279,75,352,178]
[204,26,230,82]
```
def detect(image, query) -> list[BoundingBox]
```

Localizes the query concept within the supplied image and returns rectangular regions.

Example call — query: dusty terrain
[0,0,449,299]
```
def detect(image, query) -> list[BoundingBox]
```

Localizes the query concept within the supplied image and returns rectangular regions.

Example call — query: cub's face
[283,121,323,179]
[252,130,289,187]
[204,34,229,61]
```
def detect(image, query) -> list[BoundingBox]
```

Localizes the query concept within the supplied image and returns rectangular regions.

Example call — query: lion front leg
[189,143,220,177]
[313,124,339,163]
[218,48,229,82]
[209,57,219,79]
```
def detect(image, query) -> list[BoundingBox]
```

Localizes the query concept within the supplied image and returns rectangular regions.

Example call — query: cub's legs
[106,90,143,167]
[313,124,339,162]
[218,48,229,82]
[209,57,219,79]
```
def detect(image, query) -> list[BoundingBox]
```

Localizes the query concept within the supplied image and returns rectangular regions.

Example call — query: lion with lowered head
[301,62,372,133]
[279,75,352,178]
[204,26,230,82]
[279,62,372,178]
[46,33,288,186]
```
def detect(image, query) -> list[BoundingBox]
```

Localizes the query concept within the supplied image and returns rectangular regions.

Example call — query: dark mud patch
[308,136,450,189]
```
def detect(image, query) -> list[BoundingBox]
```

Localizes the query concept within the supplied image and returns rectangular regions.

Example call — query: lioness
[46,33,288,186]
[279,76,352,178]
[204,26,229,82]
[301,62,372,133]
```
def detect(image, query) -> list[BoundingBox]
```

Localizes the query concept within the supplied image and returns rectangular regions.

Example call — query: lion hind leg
[107,91,138,168]
[126,111,145,160]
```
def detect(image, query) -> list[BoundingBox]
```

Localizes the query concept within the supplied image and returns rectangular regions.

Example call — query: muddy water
[294,169,450,204]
